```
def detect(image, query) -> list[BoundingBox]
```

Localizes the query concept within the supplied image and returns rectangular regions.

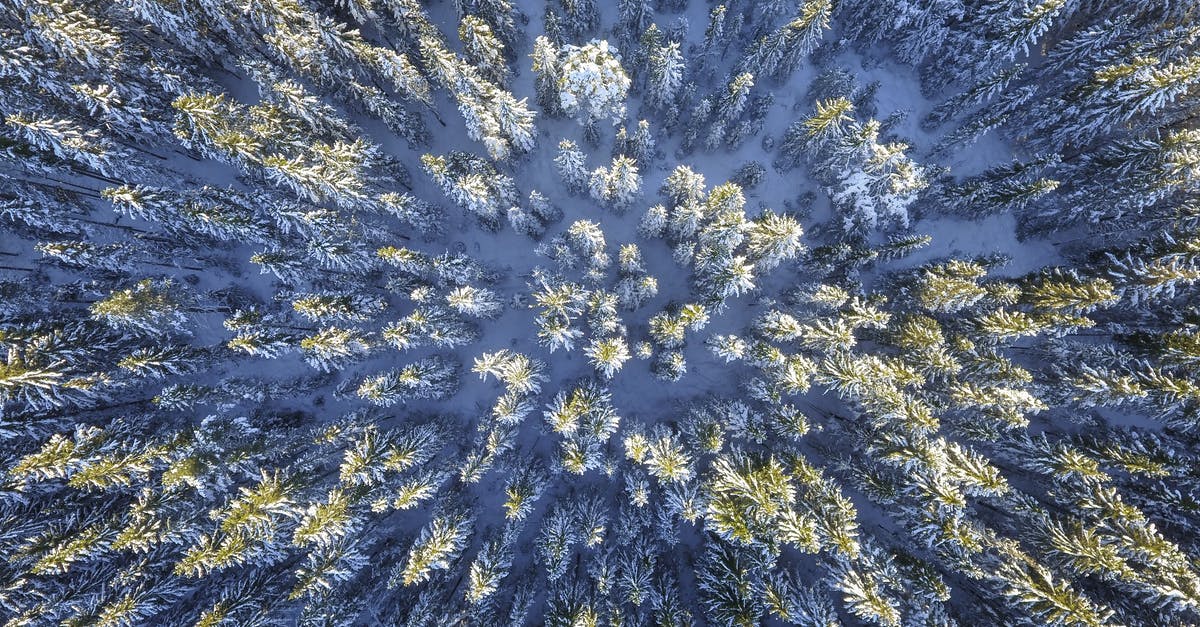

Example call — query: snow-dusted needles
[1,0,1197,625]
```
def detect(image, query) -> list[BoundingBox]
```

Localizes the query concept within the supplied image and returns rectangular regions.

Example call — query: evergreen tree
[645,41,684,113]
[395,507,474,587]
[531,36,565,116]
[589,155,642,212]
[557,39,632,126]
[356,358,460,406]
[585,336,631,380]
[459,15,508,85]
[91,279,190,335]
[555,139,590,195]
[4,1,1200,624]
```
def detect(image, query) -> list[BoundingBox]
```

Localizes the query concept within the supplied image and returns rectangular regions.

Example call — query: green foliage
[2,0,1199,625]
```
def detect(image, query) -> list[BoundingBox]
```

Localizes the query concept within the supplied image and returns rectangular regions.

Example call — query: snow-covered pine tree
[556,39,632,126]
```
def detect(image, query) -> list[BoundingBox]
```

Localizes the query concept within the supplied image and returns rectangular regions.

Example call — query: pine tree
[616,119,655,170]
[584,336,631,380]
[834,561,902,627]
[395,508,474,587]
[459,15,508,85]
[300,327,373,372]
[994,559,1112,627]
[465,529,515,604]
[778,97,853,168]
[356,358,459,406]
[556,0,599,38]
[701,5,729,59]
[915,260,989,313]
[292,292,386,323]
[91,279,190,335]
[422,151,517,230]
[1036,49,1200,148]
[589,155,641,212]
[492,90,537,154]
[447,285,504,318]
[557,39,631,126]
[538,505,580,582]
[1023,270,1117,314]
[6,112,130,178]
[555,139,590,195]
[531,36,565,116]
[742,0,832,80]
[1058,128,1200,225]
[645,41,684,113]
[697,540,768,626]
[746,212,805,271]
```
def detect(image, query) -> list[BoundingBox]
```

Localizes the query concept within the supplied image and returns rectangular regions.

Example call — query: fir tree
[557,39,632,126]
[589,155,642,212]
[356,358,460,406]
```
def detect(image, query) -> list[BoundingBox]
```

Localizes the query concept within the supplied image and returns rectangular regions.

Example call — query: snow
[0,0,1119,623]
[326,16,1067,616]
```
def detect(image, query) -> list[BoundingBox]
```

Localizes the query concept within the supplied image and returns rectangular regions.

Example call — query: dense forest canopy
[0,0,1198,625]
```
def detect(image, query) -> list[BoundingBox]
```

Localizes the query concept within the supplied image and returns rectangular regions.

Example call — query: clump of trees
[0,0,1197,625]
